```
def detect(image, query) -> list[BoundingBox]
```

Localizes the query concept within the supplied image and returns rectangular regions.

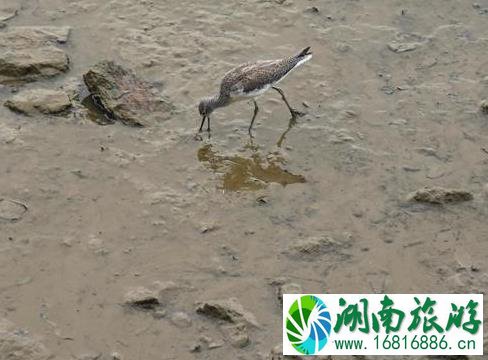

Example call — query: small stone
[407,187,473,204]
[110,352,122,360]
[207,341,224,349]
[271,278,303,304]
[285,234,352,260]
[189,343,201,353]
[123,287,160,310]
[61,237,73,247]
[76,352,102,360]
[269,344,303,360]
[170,312,192,328]
[416,147,438,157]
[0,198,28,222]
[221,323,250,348]
[480,99,488,114]
[5,89,71,115]
[200,222,219,234]
[196,298,259,327]
[402,165,421,172]
[152,309,167,319]
[389,118,408,126]
[426,165,446,180]
[304,6,319,14]
[388,41,418,53]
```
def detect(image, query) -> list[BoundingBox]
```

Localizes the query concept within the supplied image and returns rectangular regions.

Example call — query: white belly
[231,84,271,102]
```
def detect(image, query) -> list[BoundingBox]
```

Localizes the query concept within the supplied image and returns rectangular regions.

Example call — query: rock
[389,118,408,126]
[0,123,19,144]
[415,147,438,157]
[0,27,70,83]
[83,61,173,127]
[196,298,259,327]
[152,280,182,305]
[220,323,250,348]
[271,278,302,304]
[170,312,192,328]
[76,352,102,360]
[0,198,28,222]
[0,318,52,360]
[269,344,302,360]
[388,41,419,53]
[13,26,71,44]
[304,6,319,14]
[4,89,71,115]
[408,187,473,204]
[123,287,160,310]
[152,309,167,319]
[285,234,352,260]
[481,99,488,114]
[110,352,122,360]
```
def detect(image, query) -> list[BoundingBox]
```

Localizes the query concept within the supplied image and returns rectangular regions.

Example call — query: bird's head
[198,97,215,118]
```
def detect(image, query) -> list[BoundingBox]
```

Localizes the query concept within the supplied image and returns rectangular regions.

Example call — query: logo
[283,294,483,356]
[285,295,332,355]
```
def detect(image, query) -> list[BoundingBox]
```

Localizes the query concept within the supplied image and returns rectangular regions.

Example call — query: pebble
[407,186,473,204]
[481,99,488,114]
[170,312,192,328]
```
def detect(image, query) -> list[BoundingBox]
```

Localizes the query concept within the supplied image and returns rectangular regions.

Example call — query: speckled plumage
[198,47,312,136]
[222,49,311,99]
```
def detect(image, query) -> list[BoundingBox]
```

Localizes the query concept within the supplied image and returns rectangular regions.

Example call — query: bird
[198,47,312,137]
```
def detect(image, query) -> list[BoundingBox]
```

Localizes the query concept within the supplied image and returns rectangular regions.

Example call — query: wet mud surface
[0,0,488,359]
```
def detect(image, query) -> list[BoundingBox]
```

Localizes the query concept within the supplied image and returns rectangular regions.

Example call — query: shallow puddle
[198,143,305,191]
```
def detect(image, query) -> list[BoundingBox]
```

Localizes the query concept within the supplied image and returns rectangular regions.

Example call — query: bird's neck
[209,94,229,110]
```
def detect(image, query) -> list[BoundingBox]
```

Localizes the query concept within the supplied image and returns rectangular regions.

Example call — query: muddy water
[1,0,488,359]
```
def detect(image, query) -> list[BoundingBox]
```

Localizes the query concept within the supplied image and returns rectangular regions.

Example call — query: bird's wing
[221,60,285,96]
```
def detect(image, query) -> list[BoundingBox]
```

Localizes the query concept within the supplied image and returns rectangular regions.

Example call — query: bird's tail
[296,46,312,58]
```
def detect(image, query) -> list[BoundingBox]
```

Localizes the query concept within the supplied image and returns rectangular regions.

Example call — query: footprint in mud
[197,117,305,191]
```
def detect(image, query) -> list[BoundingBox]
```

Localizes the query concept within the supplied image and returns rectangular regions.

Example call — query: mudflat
[0,0,487,359]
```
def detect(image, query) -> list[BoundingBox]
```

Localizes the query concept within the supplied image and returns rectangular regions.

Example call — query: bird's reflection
[197,117,305,192]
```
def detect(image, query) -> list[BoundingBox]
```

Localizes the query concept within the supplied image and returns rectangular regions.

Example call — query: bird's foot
[194,133,203,141]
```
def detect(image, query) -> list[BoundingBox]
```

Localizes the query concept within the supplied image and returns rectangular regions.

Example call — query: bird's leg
[198,116,206,133]
[207,116,211,132]
[248,99,259,137]
[272,86,305,118]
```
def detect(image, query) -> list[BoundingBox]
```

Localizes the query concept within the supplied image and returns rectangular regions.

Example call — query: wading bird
[198,47,312,137]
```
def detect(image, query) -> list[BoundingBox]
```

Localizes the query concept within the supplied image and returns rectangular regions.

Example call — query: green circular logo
[286,295,332,355]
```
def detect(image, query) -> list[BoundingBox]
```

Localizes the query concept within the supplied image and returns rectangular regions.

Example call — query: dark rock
[83,61,173,127]
[408,187,473,204]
